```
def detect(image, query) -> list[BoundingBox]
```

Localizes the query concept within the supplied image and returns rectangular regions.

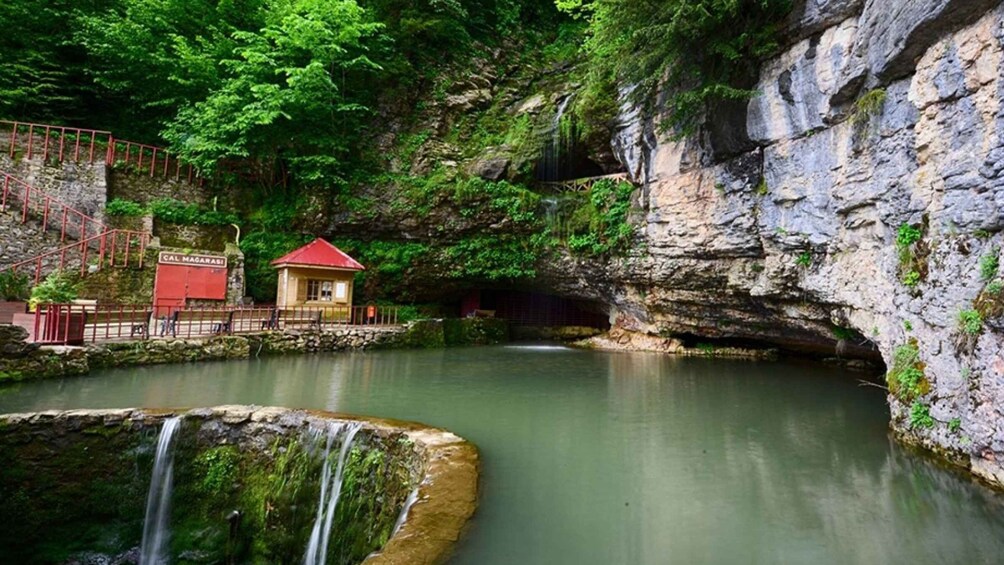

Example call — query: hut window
[307,280,334,301]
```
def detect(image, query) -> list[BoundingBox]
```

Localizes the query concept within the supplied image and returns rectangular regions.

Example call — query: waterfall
[303,422,363,565]
[392,487,420,536]
[139,417,182,565]
[539,95,575,181]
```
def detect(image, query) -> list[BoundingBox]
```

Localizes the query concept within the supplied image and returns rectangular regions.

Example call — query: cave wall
[592,1,1004,485]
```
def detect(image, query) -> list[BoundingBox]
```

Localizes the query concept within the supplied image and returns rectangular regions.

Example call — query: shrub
[28,271,79,310]
[104,198,146,217]
[909,402,934,429]
[0,270,30,301]
[948,418,962,433]
[796,252,812,267]
[958,309,983,335]
[149,198,238,226]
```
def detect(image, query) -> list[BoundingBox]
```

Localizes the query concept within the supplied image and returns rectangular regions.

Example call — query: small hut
[271,238,364,308]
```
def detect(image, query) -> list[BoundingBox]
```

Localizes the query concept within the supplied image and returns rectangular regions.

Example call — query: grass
[852,89,887,131]
[958,309,983,335]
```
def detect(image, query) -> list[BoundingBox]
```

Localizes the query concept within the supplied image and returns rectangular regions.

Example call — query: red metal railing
[2,120,203,185]
[3,120,112,163]
[2,172,111,242]
[28,303,404,344]
[7,229,149,284]
[107,139,204,185]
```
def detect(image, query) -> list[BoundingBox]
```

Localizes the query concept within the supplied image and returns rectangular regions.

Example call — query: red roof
[271,238,365,271]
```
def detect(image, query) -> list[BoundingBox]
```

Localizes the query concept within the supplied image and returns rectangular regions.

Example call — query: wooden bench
[231,308,273,333]
[161,310,234,337]
[87,308,153,339]
[261,308,322,330]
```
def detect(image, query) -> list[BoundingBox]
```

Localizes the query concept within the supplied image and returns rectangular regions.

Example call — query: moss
[402,320,447,348]
[443,318,510,346]
[852,88,887,131]
[0,369,25,382]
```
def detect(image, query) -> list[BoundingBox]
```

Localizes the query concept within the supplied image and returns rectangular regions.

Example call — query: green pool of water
[1,345,1002,564]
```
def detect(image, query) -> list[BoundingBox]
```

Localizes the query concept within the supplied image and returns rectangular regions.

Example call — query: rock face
[571,1,1004,485]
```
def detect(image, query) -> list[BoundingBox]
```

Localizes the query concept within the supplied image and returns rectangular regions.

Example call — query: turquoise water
[1,345,1003,564]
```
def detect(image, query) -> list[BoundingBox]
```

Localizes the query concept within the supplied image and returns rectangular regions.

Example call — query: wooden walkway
[536,173,632,193]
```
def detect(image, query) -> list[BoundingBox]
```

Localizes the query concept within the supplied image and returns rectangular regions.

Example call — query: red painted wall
[153,264,227,311]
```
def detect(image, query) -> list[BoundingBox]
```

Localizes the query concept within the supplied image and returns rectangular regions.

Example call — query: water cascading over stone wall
[0,407,478,565]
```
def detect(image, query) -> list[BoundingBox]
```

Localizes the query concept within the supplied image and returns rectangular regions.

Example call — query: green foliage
[958,309,983,335]
[979,249,999,282]
[104,199,147,217]
[695,343,716,355]
[29,271,79,310]
[852,89,887,131]
[238,436,322,561]
[831,326,855,341]
[902,270,921,288]
[559,179,635,256]
[796,252,812,268]
[896,223,925,288]
[149,198,238,226]
[240,231,314,301]
[909,402,934,429]
[333,239,432,300]
[452,178,541,224]
[194,446,240,498]
[987,280,1003,296]
[896,223,922,248]
[887,341,927,402]
[565,0,793,136]
[0,270,31,301]
[445,233,546,281]
[903,320,913,332]
[948,418,962,433]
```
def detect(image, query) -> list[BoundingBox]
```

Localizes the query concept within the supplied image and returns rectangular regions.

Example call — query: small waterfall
[139,417,182,565]
[539,95,575,181]
[303,422,363,565]
[392,488,420,536]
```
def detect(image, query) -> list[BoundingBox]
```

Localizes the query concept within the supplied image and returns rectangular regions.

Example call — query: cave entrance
[461,289,609,329]
[533,95,605,182]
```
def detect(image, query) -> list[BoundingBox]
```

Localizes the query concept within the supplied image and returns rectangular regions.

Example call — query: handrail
[537,172,631,192]
[2,172,111,241]
[2,120,112,163]
[7,229,149,284]
[1,119,203,185]
[28,302,405,344]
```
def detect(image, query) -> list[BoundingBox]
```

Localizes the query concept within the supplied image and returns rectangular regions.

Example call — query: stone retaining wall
[0,406,478,565]
[0,318,511,383]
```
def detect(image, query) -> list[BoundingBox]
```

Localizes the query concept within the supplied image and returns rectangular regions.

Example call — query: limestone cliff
[578,1,1004,486]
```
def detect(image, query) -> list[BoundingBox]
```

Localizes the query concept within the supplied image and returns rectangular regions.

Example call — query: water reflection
[1,348,1003,564]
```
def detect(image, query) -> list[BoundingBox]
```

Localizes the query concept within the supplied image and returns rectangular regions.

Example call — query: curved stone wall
[0,406,478,565]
